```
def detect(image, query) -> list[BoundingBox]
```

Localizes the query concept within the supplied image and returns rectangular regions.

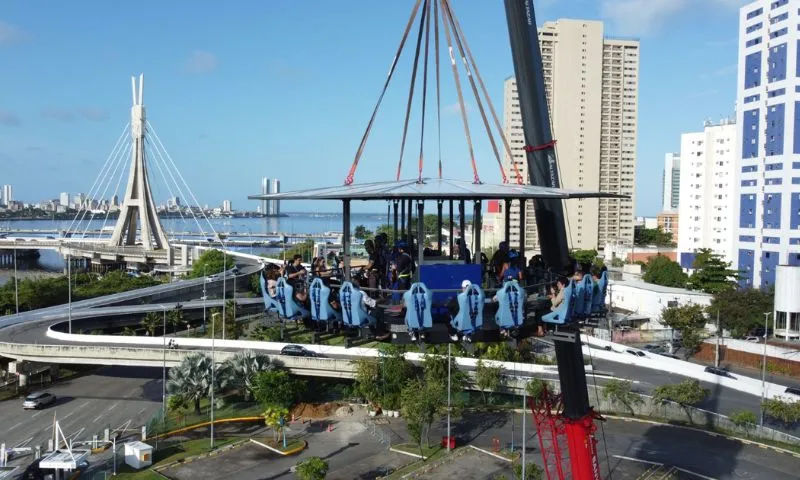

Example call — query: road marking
[78,402,90,409]
[672,466,716,480]
[66,427,85,442]
[93,414,104,423]
[137,408,146,416]
[15,437,33,448]
[8,422,22,431]
[612,455,662,466]
[105,402,120,412]
[31,411,42,418]
[114,419,132,433]
[61,410,76,421]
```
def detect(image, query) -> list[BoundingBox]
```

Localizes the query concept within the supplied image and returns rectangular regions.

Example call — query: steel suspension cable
[344,0,423,185]
[441,0,506,183]
[416,0,433,182]
[446,1,524,184]
[439,0,480,183]
[396,0,429,181]
[433,0,443,179]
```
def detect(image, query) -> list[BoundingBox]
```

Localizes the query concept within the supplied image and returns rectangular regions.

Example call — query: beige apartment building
[503,19,639,253]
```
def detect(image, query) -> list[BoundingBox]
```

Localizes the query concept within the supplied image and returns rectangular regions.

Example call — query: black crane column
[437,200,443,253]
[449,200,455,259]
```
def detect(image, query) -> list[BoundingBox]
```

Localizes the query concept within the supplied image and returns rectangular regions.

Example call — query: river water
[0,212,388,285]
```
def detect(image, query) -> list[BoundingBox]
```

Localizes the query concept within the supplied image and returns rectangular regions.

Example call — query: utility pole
[13,244,18,314]
[447,343,451,452]
[760,311,771,427]
[715,309,721,368]
[522,387,526,480]
[67,252,72,334]
[222,243,227,341]
[203,264,207,334]
[211,308,216,448]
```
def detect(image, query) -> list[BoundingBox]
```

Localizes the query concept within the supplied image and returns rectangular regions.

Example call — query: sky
[0,0,749,215]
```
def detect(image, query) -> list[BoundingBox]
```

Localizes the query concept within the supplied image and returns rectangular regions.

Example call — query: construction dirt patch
[291,401,344,419]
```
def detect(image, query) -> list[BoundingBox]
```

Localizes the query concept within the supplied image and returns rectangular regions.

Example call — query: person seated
[447,280,480,342]
[549,277,570,312]
[499,250,523,283]
[351,277,376,312]
[265,269,279,298]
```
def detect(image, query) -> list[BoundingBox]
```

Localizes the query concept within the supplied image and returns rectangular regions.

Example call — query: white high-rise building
[261,177,271,216]
[662,153,681,212]
[222,200,232,213]
[59,192,70,207]
[270,179,281,216]
[676,120,737,270]
[1,185,12,205]
[504,19,639,253]
[734,0,800,289]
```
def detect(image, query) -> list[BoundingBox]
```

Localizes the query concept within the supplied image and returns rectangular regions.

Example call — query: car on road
[743,336,760,342]
[280,345,317,357]
[22,391,57,409]
[625,349,647,357]
[704,366,735,378]
[785,387,800,397]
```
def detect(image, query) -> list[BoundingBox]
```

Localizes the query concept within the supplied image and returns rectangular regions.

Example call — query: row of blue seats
[542,271,608,325]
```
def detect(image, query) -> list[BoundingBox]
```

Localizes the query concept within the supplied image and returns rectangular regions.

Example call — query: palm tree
[141,312,160,336]
[219,350,272,401]
[167,309,184,334]
[166,352,214,414]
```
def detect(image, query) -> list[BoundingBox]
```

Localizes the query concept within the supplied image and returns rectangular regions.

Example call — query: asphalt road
[0,366,163,454]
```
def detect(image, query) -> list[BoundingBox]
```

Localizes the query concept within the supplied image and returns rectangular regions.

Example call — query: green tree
[374,224,396,246]
[634,227,674,246]
[166,352,214,414]
[729,410,757,437]
[352,358,381,404]
[421,353,468,415]
[377,345,416,410]
[188,249,237,278]
[513,463,544,480]
[475,359,503,405]
[601,379,644,415]
[661,304,707,358]
[688,249,739,293]
[762,397,800,425]
[263,406,290,443]
[525,378,548,399]
[652,380,708,423]
[400,378,444,455]
[353,225,372,240]
[642,255,688,288]
[252,370,307,409]
[708,287,773,338]
[295,456,329,480]
[478,342,520,362]
[167,308,184,334]
[219,350,273,401]
[141,312,161,336]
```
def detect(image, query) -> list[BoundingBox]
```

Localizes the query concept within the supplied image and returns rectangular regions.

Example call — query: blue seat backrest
[496,280,524,328]
[580,274,594,316]
[542,280,576,325]
[339,282,367,327]
[453,284,485,332]
[403,282,433,329]
[574,279,586,317]
[592,271,608,312]
[274,277,298,318]
[309,277,331,321]
[258,274,275,311]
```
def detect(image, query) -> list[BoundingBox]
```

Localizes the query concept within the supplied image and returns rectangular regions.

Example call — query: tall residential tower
[662,153,681,212]
[735,0,800,288]
[504,19,639,252]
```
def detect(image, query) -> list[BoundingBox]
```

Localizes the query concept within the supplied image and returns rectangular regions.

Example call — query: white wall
[609,280,713,328]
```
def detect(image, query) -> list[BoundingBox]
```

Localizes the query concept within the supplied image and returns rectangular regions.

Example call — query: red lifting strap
[523,140,557,152]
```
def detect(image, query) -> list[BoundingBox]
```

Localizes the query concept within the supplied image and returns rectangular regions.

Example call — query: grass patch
[111,437,239,479]
[147,398,263,437]
[385,445,450,479]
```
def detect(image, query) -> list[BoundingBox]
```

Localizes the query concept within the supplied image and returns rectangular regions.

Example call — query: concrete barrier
[580,334,790,400]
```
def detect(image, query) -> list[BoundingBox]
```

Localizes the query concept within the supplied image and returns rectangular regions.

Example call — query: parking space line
[93,414,104,423]
[8,422,22,431]
[612,455,662,465]
[15,437,33,448]
[672,466,716,480]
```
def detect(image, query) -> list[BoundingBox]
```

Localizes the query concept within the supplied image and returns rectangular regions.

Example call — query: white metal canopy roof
[247,177,627,202]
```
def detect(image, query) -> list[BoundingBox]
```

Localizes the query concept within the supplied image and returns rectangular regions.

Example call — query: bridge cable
[75,132,130,239]
[99,138,134,235]
[144,136,187,225]
[415,0,433,182]
[145,138,206,238]
[146,121,223,240]
[395,0,429,181]
[80,137,132,239]
[433,0,443,179]
[344,0,423,186]
[438,0,480,184]
[441,0,506,184]
[446,1,524,185]
[65,124,129,237]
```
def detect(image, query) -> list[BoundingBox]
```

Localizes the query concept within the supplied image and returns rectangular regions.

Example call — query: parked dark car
[785,386,800,397]
[280,345,317,357]
[704,366,735,378]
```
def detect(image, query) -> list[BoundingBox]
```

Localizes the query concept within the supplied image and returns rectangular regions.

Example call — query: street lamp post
[159,305,168,424]
[203,265,208,334]
[760,311,771,427]
[211,309,216,449]
[447,343,451,452]
[67,252,72,334]
[222,242,227,341]
[13,244,19,314]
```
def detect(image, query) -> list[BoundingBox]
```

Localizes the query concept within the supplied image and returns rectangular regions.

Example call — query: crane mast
[503,1,601,479]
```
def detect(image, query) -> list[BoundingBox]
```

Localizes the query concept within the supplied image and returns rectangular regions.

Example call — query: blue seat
[591,271,608,315]
[403,282,433,331]
[495,280,524,330]
[542,280,576,325]
[274,277,309,320]
[258,274,280,313]
[339,282,375,328]
[451,284,485,335]
[573,278,586,318]
[577,274,594,318]
[309,277,341,323]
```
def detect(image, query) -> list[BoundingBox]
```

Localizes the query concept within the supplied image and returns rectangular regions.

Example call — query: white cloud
[184,50,219,74]
[443,102,471,116]
[600,0,750,36]
[0,21,26,45]
[0,110,20,126]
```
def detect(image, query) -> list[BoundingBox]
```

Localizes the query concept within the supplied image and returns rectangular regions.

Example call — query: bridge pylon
[109,74,171,254]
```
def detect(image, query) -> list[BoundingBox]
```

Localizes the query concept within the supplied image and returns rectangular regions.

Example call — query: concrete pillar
[18,373,27,387]
[50,364,60,380]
